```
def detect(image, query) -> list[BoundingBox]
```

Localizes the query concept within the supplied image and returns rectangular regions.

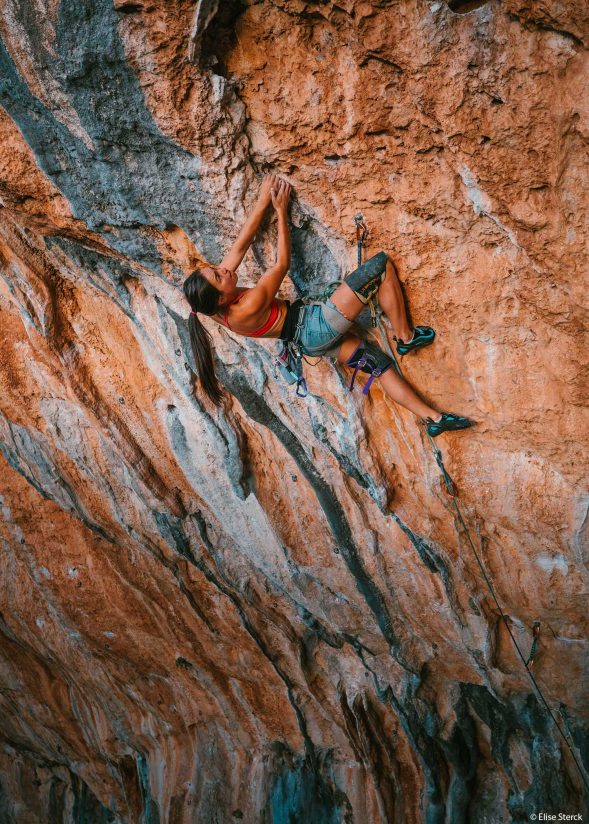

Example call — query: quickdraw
[274,340,308,397]
[354,212,379,327]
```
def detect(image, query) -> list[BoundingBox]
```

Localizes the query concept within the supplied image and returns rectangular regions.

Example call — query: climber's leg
[376,260,437,354]
[336,335,439,419]
[329,252,388,321]
[329,251,412,338]
[330,252,435,353]
[376,256,412,343]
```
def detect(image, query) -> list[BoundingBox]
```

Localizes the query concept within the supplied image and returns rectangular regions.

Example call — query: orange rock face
[0,1,587,821]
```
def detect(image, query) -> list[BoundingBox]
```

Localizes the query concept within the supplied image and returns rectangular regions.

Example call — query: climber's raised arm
[220,174,277,272]
[249,178,292,306]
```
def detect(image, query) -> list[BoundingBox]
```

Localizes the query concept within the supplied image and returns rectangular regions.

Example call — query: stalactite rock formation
[0,0,587,821]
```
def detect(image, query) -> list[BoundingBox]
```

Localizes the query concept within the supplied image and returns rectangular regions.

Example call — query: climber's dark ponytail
[184,269,224,406]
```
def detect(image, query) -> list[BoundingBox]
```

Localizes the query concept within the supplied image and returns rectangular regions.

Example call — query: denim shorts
[294,298,353,356]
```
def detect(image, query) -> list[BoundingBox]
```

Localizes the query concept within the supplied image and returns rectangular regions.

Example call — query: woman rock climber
[183,174,473,437]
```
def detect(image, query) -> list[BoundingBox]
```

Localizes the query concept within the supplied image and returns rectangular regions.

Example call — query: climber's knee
[345,339,395,395]
[344,251,388,305]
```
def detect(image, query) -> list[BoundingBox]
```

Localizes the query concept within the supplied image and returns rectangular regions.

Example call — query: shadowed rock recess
[0,0,587,821]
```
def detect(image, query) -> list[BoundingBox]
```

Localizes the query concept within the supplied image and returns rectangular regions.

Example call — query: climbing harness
[274,217,389,396]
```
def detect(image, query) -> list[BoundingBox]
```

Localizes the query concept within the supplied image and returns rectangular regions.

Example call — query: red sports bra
[223,291,280,337]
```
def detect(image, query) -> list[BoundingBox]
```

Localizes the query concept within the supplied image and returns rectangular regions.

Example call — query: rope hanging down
[353,217,589,793]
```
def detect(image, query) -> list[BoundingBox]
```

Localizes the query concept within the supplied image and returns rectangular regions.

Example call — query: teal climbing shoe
[396,326,435,355]
[426,413,474,438]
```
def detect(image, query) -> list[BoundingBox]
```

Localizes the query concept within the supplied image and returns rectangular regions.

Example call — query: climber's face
[201,265,237,302]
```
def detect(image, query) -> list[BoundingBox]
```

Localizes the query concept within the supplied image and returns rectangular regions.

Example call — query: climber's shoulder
[211,288,261,326]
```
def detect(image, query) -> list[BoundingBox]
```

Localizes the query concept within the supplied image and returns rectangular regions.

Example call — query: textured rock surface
[0,0,588,821]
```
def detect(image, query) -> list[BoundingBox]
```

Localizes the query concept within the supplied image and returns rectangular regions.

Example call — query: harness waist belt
[279,299,304,342]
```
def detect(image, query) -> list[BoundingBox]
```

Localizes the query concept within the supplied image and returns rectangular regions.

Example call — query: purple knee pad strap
[345,341,394,395]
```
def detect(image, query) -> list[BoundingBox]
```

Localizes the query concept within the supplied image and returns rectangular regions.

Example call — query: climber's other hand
[258,173,278,207]
[271,178,291,213]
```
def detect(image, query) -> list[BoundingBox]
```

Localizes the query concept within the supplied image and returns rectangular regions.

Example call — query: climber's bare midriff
[213,295,288,339]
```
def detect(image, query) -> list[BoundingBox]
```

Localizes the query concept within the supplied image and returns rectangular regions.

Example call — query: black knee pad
[345,340,395,395]
[344,251,388,304]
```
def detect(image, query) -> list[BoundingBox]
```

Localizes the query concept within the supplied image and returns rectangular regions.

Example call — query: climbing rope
[428,381,588,790]
[353,219,589,792]
[423,432,588,791]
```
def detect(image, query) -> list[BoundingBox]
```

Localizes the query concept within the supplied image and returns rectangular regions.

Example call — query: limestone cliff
[0,1,587,821]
